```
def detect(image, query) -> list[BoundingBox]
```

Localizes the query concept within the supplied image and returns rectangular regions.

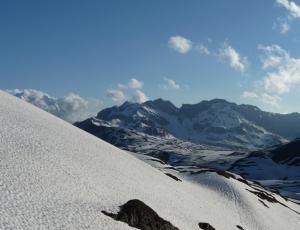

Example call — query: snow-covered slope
[230,139,300,200]
[0,90,299,230]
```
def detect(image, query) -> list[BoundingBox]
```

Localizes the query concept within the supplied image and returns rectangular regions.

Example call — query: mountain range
[78,98,300,150]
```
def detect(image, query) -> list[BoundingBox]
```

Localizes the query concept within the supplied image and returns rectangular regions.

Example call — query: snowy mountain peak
[84,98,298,149]
[144,98,179,114]
[180,99,234,118]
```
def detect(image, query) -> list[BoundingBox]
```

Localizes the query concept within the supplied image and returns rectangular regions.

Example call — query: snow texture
[0,91,299,230]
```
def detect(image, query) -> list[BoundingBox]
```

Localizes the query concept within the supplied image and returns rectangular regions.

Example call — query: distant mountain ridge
[81,98,300,150]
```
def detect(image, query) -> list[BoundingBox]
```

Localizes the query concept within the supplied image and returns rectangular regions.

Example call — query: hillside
[230,139,300,200]
[1,90,299,229]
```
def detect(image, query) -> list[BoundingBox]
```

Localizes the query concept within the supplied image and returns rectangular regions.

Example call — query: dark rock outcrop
[102,199,179,230]
[270,138,300,165]
[198,222,216,230]
[165,173,182,182]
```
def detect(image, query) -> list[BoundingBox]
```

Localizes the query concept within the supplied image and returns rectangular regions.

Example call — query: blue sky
[1,0,300,114]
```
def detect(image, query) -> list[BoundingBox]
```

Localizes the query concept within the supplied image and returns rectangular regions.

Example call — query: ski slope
[0,90,299,230]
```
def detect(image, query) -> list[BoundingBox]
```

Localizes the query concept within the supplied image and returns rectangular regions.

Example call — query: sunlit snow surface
[0,91,299,230]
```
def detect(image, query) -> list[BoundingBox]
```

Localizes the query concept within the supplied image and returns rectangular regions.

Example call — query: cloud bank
[7,89,102,123]
[107,78,148,104]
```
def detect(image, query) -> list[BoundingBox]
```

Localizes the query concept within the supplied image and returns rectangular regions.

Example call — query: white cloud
[275,0,300,33]
[278,19,291,34]
[242,91,258,99]
[281,22,291,33]
[241,91,282,108]
[168,36,192,54]
[219,43,247,72]
[274,17,291,34]
[128,78,143,89]
[191,40,248,73]
[160,78,180,90]
[7,89,102,123]
[264,62,300,94]
[56,93,88,120]
[106,89,126,102]
[242,44,300,109]
[197,44,210,55]
[117,83,127,90]
[131,90,148,103]
[108,78,148,104]
[277,0,300,18]
[258,44,289,69]
[261,93,282,107]
[259,44,300,94]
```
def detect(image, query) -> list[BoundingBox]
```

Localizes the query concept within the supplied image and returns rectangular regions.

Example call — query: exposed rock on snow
[102,199,179,230]
[198,222,215,230]
[165,173,182,182]
[236,225,245,230]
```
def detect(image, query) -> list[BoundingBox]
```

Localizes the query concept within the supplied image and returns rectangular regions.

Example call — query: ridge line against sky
[4,88,299,124]
[1,0,300,114]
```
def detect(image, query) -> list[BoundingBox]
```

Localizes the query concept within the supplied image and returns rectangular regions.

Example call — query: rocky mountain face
[77,98,300,150]
[75,116,232,168]
[269,138,300,166]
